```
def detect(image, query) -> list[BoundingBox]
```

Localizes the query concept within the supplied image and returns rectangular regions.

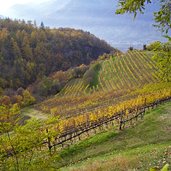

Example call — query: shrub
[83,63,101,88]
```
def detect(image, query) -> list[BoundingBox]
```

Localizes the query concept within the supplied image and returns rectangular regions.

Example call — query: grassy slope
[57,101,171,171]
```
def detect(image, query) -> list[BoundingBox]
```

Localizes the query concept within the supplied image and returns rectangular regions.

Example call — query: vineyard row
[45,95,171,151]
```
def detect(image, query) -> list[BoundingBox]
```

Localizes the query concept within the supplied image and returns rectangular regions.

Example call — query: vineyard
[59,79,88,96]
[43,87,171,150]
[58,50,158,96]
[59,100,171,171]
[1,49,171,170]
[0,9,171,170]
[99,51,157,91]
[2,86,171,170]
[36,50,159,118]
[31,50,171,150]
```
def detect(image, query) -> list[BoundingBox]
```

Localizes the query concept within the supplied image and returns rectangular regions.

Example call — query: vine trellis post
[44,96,171,151]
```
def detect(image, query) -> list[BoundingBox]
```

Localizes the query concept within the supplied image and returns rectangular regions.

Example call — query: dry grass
[67,155,139,171]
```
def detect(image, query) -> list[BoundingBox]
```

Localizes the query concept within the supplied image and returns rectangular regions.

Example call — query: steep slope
[98,50,158,91]
[0,18,114,90]
[35,50,160,118]
[60,50,157,96]
[58,101,171,170]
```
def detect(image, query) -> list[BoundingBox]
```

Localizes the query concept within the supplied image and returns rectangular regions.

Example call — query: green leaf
[161,164,169,171]
[164,35,171,41]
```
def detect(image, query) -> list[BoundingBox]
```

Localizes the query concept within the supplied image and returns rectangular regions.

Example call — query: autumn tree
[0,18,114,90]
[153,41,171,82]
[0,103,21,170]
[22,90,35,107]
[0,101,59,170]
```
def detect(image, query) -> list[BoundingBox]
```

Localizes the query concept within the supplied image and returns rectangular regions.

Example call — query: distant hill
[0,18,115,90]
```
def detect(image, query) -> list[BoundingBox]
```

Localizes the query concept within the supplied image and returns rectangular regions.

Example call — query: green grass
[55,101,171,170]
[83,62,102,89]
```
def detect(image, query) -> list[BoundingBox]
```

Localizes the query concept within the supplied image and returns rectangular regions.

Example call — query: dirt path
[21,107,49,120]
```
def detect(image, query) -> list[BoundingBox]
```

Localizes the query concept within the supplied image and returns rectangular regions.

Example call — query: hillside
[35,50,159,118]
[0,18,115,90]
[59,50,157,96]
[0,0,171,170]
[58,101,171,171]
[1,47,171,171]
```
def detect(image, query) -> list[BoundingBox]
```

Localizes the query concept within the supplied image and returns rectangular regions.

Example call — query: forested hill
[0,18,115,90]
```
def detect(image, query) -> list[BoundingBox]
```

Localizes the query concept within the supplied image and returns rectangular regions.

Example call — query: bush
[71,64,89,78]
[146,41,162,51]
[83,63,101,88]
[22,90,36,106]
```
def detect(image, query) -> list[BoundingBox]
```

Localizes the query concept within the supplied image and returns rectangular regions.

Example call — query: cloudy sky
[0,0,168,51]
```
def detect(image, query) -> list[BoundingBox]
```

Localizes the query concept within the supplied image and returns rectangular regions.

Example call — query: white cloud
[0,0,49,14]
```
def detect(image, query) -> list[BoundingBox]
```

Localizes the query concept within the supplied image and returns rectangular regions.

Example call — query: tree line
[0,18,114,91]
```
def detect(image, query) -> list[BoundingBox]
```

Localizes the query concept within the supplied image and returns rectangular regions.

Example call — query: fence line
[45,96,171,152]
[3,96,171,157]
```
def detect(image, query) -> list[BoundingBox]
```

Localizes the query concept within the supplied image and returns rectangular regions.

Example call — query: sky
[0,0,168,51]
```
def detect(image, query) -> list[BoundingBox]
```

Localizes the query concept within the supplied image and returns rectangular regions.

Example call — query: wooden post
[119,115,123,130]
[142,107,145,119]
[46,128,52,155]
[70,133,73,145]
[123,121,126,129]
[53,144,56,152]
[144,98,147,107]
[86,130,89,137]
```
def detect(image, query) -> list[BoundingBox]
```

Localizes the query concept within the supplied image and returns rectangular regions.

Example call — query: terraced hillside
[59,79,88,96]
[59,50,158,96]
[35,50,160,118]
[99,51,157,91]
